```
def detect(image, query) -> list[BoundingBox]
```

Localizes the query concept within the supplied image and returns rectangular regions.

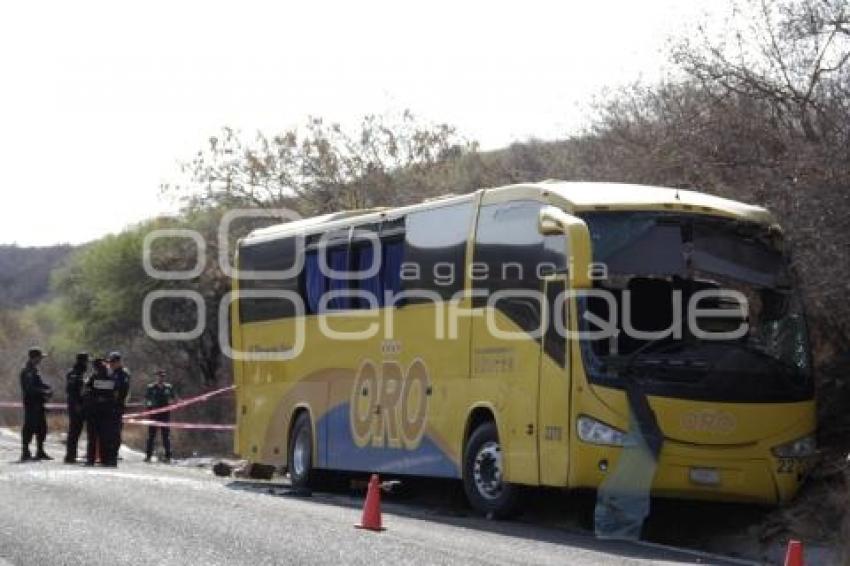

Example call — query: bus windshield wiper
[621,337,690,380]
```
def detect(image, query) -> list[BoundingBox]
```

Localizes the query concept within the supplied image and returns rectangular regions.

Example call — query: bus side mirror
[538,206,593,289]
[538,206,566,235]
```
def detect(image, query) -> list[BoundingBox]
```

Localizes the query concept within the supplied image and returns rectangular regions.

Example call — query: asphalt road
[0,429,751,566]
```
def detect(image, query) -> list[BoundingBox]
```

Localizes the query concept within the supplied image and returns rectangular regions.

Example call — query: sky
[0,1,726,246]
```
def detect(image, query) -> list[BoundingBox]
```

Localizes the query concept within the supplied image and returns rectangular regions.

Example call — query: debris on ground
[213,461,233,477]
[233,462,275,480]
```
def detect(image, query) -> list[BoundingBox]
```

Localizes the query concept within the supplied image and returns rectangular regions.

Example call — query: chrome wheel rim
[473,441,503,500]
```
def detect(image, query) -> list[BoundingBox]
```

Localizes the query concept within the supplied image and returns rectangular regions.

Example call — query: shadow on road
[225,476,759,565]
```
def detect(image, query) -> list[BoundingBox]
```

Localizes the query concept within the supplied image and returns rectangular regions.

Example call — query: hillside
[0,244,75,307]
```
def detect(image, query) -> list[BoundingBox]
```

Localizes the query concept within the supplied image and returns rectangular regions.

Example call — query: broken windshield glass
[690,222,789,288]
[584,214,685,276]
[578,212,813,402]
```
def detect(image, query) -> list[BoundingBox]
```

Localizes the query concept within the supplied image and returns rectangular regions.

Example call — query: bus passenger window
[472,201,568,332]
[238,236,302,323]
[474,201,567,297]
[327,247,352,310]
[304,246,354,313]
[354,244,381,308]
[403,200,473,302]
[304,250,324,314]
[383,240,404,299]
[353,239,404,308]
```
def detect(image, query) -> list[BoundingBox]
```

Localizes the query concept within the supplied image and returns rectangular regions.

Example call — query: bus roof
[529,181,772,221]
[242,181,775,245]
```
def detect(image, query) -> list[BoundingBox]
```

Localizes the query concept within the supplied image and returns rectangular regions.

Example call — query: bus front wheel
[288,412,314,489]
[462,422,521,518]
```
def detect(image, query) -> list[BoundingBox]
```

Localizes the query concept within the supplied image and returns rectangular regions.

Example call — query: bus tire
[462,421,522,518]
[288,412,314,489]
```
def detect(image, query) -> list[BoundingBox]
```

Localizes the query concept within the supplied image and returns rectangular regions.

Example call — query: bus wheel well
[288,407,310,450]
[465,407,495,448]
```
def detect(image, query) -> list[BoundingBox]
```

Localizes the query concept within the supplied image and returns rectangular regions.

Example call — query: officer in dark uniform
[64,352,89,463]
[83,358,114,466]
[144,369,176,463]
[105,351,130,467]
[20,347,53,461]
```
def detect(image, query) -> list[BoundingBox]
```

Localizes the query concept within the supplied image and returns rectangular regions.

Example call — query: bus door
[538,273,571,486]
[536,204,592,487]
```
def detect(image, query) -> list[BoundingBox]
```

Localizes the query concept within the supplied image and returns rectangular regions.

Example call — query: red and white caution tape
[123,419,235,431]
[121,385,235,420]
[1,385,236,431]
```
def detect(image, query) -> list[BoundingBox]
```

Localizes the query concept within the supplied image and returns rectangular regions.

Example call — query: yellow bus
[230,181,815,517]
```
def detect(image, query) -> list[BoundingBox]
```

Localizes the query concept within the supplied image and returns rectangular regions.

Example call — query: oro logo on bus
[350,358,430,450]
[680,409,737,434]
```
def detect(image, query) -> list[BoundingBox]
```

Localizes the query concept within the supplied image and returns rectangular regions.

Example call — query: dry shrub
[760,455,847,544]
[758,355,850,553]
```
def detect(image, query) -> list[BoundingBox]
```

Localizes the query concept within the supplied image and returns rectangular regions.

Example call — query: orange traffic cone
[784,539,804,566]
[356,474,386,531]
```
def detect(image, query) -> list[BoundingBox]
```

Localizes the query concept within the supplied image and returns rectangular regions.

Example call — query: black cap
[28,347,46,360]
[107,351,122,362]
[155,369,166,376]
[76,352,90,363]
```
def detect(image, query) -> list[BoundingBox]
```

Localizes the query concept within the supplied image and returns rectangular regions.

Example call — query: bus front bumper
[572,444,811,504]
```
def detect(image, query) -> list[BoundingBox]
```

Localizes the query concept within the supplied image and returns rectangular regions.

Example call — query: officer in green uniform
[144,370,176,463]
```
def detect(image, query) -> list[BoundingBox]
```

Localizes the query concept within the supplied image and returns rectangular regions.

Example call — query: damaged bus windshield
[579,212,813,403]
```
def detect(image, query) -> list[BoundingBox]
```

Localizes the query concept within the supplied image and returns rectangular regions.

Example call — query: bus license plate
[689,468,720,486]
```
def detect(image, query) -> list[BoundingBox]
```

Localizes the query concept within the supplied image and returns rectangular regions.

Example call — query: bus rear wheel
[462,421,521,518]
[288,412,314,489]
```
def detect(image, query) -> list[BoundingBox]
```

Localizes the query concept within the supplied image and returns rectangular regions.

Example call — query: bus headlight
[771,435,816,458]
[577,415,627,447]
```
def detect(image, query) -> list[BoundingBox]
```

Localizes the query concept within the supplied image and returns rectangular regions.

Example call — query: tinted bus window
[402,200,473,302]
[353,235,404,308]
[238,237,302,323]
[474,200,567,295]
[303,229,353,313]
[473,201,568,332]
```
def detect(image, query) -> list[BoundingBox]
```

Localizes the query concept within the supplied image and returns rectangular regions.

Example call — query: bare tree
[165,111,477,214]
[673,0,850,142]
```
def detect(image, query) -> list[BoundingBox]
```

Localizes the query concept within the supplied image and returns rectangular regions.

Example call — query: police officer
[83,358,114,466]
[105,351,130,466]
[64,352,89,463]
[144,370,176,463]
[20,347,53,461]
